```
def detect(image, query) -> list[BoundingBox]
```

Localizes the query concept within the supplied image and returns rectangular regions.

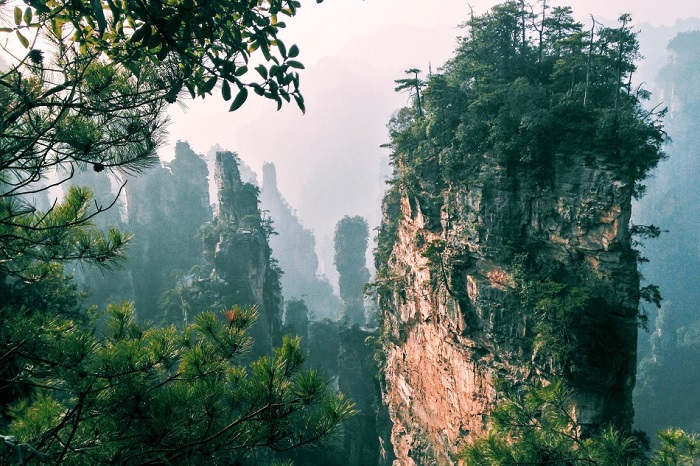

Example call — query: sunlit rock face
[377,152,640,465]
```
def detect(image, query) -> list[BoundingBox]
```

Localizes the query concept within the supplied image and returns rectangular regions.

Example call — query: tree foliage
[386,1,665,196]
[1,0,309,278]
[460,379,700,466]
[1,302,354,465]
[1,0,356,462]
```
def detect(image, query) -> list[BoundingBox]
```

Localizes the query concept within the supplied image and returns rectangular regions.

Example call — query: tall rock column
[334,216,370,327]
[260,162,340,320]
[373,5,666,464]
[126,141,211,321]
[377,153,640,464]
[212,151,283,355]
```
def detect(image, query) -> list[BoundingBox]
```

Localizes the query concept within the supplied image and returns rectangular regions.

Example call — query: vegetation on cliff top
[385,1,665,198]
[375,0,667,290]
[374,1,673,460]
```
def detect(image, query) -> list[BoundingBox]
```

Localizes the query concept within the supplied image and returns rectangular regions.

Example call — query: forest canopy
[388,1,665,197]
[0,0,358,463]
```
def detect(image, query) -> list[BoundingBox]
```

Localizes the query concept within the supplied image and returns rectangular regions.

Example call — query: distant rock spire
[214,151,260,222]
[212,151,282,356]
[262,162,279,195]
[259,162,341,320]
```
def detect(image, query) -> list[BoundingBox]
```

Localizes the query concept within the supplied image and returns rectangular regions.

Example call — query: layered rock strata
[378,153,640,464]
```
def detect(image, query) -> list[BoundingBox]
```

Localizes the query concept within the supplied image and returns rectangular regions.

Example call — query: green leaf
[287,60,304,69]
[90,0,106,34]
[251,83,264,96]
[234,65,248,77]
[277,39,287,58]
[201,76,217,94]
[229,87,248,111]
[288,44,299,58]
[23,7,32,26]
[146,33,160,49]
[184,81,196,99]
[255,65,268,80]
[221,80,231,101]
[163,16,180,35]
[156,45,168,61]
[16,30,29,48]
[130,24,149,43]
[164,80,182,103]
[261,43,271,61]
[293,93,305,114]
[50,18,62,37]
[14,6,21,26]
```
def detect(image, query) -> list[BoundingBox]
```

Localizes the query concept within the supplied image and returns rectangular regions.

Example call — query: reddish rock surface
[378,153,640,464]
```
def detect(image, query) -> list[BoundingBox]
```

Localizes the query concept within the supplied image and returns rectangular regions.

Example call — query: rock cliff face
[126,141,211,320]
[377,152,640,464]
[212,152,283,356]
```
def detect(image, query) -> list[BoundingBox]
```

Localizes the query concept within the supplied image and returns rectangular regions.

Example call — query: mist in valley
[3,0,700,464]
[77,8,700,460]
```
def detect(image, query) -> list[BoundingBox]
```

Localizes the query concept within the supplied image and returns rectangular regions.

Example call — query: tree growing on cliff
[386,1,665,194]
[334,216,370,327]
[394,68,426,117]
[459,379,700,466]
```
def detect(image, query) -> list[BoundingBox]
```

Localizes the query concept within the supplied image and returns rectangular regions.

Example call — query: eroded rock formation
[259,162,340,320]
[211,151,283,355]
[334,216,371,327]
[126,141,211,320]
[377,153,640,464]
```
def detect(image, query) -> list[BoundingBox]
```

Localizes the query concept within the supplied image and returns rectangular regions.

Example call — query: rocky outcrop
[334,216,371,327]
[212,151,283,355]
[337,327,395,466]
[377,152,640,464]
[126,141,211,320]
[260,162,340,320]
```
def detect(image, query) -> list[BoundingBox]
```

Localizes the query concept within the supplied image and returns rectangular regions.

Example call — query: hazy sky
[165,0,699,189]
[163,0,699,276]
